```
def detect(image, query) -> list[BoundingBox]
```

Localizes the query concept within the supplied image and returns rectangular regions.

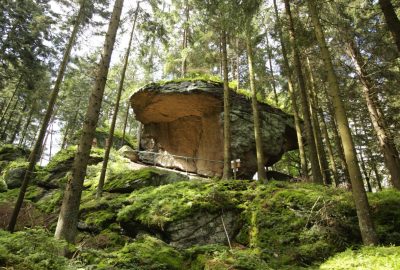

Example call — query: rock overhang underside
[130,80,299,178]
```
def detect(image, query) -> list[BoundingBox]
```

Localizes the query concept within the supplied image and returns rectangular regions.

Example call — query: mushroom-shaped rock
[130,80,298,179]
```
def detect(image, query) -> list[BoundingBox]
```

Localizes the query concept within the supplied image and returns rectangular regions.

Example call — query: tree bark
[0,98,19,140]
[246,28,266,182]
[19,101,35,146]
[266,35,278,105]
[273,0,308,179]
[8,102,27,144]
[378,0,400,52]
[7,0,87,233]
[97,2,139,197]
[221,30,232,179]
[318,108,340,187]
[346,39,400,190]
[306,0,378,245]
[55,0,124,243]
[284,0,322,183]
[305,56,331,185]
[181,0,189,77]
[0,77,21,126]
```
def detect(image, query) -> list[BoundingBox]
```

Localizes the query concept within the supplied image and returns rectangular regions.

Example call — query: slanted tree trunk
[378,0,400,52]
[323,86,351,183]
[19,101,35,146]
[55,0,124,243]
[284,0,322,183]
[306,0,378,245]
[8,102,27,144]
[346,39,400,190]
[0,77,21,126]
[273,0,307,179]
[97,2,139,197]
[1,99,19,140]
[305,56,331,185]
[318,108,340,186]
[7,0,87,233]
[221,30,232,179]
[61,100,81,149]
[246,27,266,182]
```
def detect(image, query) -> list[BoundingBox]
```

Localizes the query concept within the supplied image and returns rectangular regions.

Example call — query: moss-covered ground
[0,144,399,270]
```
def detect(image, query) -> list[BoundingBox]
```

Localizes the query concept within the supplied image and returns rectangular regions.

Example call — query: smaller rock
[4,166,26,189]
[118,145,139,162]
[0,177,7,192]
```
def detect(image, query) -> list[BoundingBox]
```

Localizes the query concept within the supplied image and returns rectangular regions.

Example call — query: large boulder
[130,80,299,178]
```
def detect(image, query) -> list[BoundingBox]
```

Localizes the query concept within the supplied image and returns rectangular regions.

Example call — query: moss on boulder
[320,246,400,270]
[96,234,185,270]
[0,229,70,270]
[104,167,189,193]
[0,144,29,163]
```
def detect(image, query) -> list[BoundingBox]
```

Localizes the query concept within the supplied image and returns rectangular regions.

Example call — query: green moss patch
[185,245,273,270]
[117,180,255,229]
[320,246,400,270]
[79,191,129,232]
[95,234,184,270]
[369,189,400,245]
[0,228,70,270]
[237,182,361,268]
[0,144,29,162]
[45,146,104,173]
[104,167,189,193]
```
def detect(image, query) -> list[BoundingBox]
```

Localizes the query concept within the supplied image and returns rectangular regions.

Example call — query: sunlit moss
[320,246,400,270]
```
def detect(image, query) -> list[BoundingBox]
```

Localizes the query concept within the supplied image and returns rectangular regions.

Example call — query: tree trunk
[378,0,400,52]
[7,1,87,233]
[236,38,240,91]
[273,0,308,179]
[181,0,189,77]
[55,0,124,243]
[323,86,351,183]
[97,2,139,197]
[306,0,378,245]
[284,0,322,183]
[318,108,340,186]
[1,99,19,141]
[19,101,35,146]
[346,39,400,190]
[221,30,232,179]
[266,35,278,105]
[0,77,21,126]
[246,28,266,182]
[9,102,27,144]
[61,100,81,149]
[305,56,331,185]
[122,101,130,143]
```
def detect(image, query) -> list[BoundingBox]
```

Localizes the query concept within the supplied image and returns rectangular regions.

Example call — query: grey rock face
[165,210,240,248]
[131,80,299,178]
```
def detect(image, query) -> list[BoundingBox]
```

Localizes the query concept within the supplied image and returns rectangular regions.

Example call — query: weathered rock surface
[117,145,139,162]
[130,80,299,178]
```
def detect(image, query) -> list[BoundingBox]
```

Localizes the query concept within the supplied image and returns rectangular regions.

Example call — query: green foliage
[0,228,71,270]
[117,180,254,229]
[95,234,185,270]
[95,126,137,149]
[320,246,400,270]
